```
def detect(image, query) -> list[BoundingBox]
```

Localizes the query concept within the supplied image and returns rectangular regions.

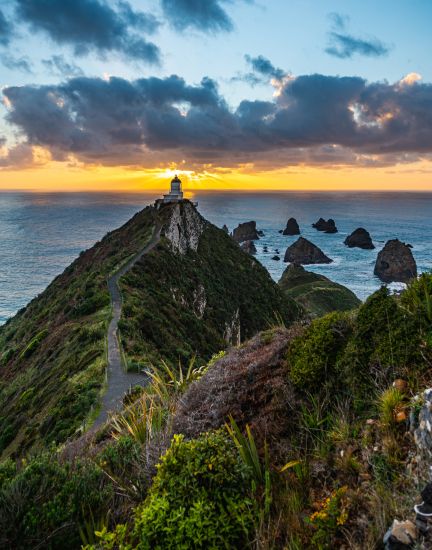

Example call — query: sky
[0,0,431,191]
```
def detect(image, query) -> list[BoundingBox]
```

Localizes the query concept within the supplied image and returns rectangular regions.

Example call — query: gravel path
[92,225,161,428]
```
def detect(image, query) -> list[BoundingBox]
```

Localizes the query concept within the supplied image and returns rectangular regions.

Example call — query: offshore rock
[222,224,229,233]
[312,218,338,233]
[232,221,260,243]
[344,227,375,249]
[282,217,300,235]
[374,239,417,283]
[284,237,333,265]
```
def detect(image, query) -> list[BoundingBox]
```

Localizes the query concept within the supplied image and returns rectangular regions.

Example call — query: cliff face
[118,200,301,370]
[0,200,300,457]
[164,201,206,254]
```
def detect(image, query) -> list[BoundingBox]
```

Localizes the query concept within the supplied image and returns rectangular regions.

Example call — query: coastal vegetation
[0,202,431,548]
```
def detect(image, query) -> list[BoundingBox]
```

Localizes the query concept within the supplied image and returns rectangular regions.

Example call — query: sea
[0,191,431,325]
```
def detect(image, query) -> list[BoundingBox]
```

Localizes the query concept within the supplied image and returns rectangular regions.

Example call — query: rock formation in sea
[232,221,260,243]
[374,238,417,283]
[240,240,257,255]
[312,218,338,233]
[222,224,229,233]
[278,262,360,317]
[282,217,300,235]
[284,237,333,264]
[344,227,375,249]
[272,255,280,261]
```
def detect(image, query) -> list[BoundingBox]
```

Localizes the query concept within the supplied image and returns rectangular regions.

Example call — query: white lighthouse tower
[162,174,184,203]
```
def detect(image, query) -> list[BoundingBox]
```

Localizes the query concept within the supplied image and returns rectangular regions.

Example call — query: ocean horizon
[1,189,431,324]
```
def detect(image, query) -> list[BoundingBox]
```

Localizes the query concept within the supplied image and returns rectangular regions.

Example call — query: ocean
[0,190,431,324]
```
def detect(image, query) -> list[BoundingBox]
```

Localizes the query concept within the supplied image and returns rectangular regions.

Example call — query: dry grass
[172,326,304,453]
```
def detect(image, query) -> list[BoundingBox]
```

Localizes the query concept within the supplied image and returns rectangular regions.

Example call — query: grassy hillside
[0,205,157,457]
[119,204,301,369]
[279,262,361,318]
[0,201,301,458]
[0,276,430,549]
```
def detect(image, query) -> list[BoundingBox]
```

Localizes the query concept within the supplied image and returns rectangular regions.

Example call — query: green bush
[0,452,112,549]
[19,329,48,359]
[94,431,255,549]
[287,312,352,389]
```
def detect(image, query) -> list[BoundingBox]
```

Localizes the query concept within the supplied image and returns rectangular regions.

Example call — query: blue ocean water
[0,191,431,324]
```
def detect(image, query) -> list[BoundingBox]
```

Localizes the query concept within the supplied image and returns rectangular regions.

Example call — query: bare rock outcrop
[374,239,417,283]
[284,237,333,264]
[232,221,259,243]
[164,201,206,255]
[240,240,257,255]
[312,218,338,233]
[344,227,375,249]
[282,217,300,235]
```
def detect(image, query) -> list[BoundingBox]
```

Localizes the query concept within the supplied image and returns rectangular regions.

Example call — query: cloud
[245,55,286,80]
[232,54,287,86]
[160,0,234,32]
[327,12,349,31]
[0,8,13,46]
[3,72,432,170]
[0,53,32,73]
[326,32,390,59]
[42,55,84,77]
[325,13,390,59]
[14,0,161,64]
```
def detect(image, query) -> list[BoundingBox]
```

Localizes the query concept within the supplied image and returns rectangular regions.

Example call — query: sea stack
[312,218,338,233]
[282,217,300,235]
[374,239,417,283]
[284,237,333,264]
[232,221,259,243]
[344,228,375,249]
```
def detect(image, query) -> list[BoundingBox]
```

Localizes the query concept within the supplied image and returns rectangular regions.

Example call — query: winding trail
[93,225,161,428]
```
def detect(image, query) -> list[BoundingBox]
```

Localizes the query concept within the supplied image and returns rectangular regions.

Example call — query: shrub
[378,387,406,428]
[94,431,255,549]
[287,312,352,389]
[0,452,112,549]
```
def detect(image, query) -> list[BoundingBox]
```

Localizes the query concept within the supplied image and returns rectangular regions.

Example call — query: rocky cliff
[0,200,300,457]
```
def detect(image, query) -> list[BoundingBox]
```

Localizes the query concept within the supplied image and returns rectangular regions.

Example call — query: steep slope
[0,277,430,549]
[278,262,360,317]
[119,201,301,369]
[0,200,300,457]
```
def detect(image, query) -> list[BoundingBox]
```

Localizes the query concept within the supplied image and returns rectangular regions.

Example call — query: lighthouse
[162,174,184,203]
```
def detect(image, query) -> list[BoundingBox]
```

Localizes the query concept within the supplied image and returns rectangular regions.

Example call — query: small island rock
[284,237,333,264]
[282,217,300,235]
[272,255,280,261]
[240,240,257,255]
[374,239,417,283]
[232,221,260,243]
[312,218,338,233]
[344,227,375,249]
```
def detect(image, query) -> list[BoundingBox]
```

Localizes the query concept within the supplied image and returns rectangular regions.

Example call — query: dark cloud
[245,55,286,80]
[325,12,390,59]
[3,73,432,170]
[0,8,13,46]
[42,55,84,77]
[14,0,161,63]
[1,53,32,73]
[326,32,390,59]
[232,55,286,86]
[161,0,233,32]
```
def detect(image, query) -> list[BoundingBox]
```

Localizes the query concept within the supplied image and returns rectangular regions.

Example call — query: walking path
[92,225,161,428]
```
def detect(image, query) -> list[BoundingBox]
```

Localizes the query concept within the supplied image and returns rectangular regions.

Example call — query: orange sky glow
[1,158,432,193]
